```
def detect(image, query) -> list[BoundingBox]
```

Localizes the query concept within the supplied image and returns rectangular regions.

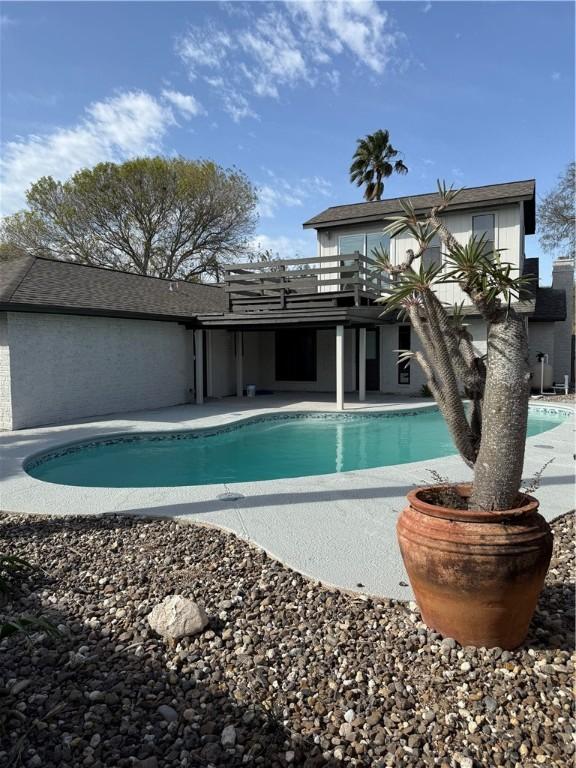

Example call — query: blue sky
[1,1,574,281]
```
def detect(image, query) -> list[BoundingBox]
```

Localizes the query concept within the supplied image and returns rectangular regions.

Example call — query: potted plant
[374,182,553,649]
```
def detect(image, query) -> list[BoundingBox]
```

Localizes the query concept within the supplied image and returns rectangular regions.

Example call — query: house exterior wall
[551,257,575,384]
[316,202,523,307]
[3,312,195,430]
[206,330,236,398]
[241,328,357,392]
[0,313,13,431]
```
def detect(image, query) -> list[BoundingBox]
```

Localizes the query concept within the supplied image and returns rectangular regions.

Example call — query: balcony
[223,252,384,312]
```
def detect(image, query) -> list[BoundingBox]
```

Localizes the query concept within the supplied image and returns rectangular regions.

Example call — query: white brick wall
[0,313,13,430]
[4,312,195,430]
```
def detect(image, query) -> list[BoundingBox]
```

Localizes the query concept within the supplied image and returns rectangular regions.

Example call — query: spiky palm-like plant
[350,130,408,202]
[373,182,534,510]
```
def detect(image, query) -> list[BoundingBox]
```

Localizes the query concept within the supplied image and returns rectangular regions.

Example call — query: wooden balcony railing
[223,252,385,312]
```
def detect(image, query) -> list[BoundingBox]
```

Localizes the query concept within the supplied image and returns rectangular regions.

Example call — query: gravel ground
[0,511,573,768]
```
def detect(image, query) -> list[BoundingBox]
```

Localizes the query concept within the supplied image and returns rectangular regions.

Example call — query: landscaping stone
[147,594,208,642]
[0,510,573,767]
[221,724,237,748]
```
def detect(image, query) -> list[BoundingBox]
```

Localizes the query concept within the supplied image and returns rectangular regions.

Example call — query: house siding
[4,312,195,430]
[551,258,575,385]
[317,203,523,307]
[206,330,236,398]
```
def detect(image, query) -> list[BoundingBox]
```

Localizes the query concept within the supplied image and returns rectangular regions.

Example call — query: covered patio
[193,306,392,410]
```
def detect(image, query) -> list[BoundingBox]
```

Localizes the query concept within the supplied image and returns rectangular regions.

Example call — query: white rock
[344,708,355,723]
[285,751,295,764]
[221,724,237,747]
[147,595,208,641]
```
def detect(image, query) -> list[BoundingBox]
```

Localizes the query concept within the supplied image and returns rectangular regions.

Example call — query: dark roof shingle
[0,255,226,320]
[531,287,566,322]
[303,179,536,233]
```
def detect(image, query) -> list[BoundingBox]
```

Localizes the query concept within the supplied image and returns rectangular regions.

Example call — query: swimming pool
[25,406,568,488]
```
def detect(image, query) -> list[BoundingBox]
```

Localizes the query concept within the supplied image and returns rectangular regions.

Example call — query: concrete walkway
[1,395,573,601]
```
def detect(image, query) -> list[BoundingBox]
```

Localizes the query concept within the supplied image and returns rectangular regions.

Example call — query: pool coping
[1,397,574,601]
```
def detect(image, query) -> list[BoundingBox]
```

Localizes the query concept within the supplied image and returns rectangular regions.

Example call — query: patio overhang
[193,306,387,331]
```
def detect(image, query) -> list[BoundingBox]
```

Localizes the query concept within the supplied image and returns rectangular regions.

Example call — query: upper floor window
[338,233,390,260]
[422,234,442,271]
[338,233,390,289]
[472,214,495,253]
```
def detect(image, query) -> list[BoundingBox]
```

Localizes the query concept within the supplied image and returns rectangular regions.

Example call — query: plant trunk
[470,312,531,510]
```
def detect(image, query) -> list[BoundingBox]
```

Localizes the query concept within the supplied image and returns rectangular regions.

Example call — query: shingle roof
[303,179,536,233]
[522,257,540,286]
[531,287,566,322]
[0,255,227,320]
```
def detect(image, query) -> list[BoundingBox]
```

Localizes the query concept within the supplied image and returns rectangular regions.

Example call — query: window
[338,233,390,259]
[339,232,391,289]
[338,234,365,256]
[398,326,411,385]
[422,234,442,271]
[472,214,495,253]
[366,233,390,260]
[275,329,317,381]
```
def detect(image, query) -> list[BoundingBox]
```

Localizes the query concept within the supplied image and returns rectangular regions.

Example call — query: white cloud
[161,89,204,118]
[249,233,314,260]
[0,14,17,27]
[422,2,432,13]
[222,92,259,123]
[256,172,332,218]
[176,1,402,120]
[175,27,232,76]
[551,72,561,81]
[289,1,399,75]
[451,167,464,179]
[1,91,173,215]
[239,10,310,98]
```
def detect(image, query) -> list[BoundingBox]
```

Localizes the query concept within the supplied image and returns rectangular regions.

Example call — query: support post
[336,324,344,411]
[358,327,366,402]
[194,329,204,405]
[235,331,243,398]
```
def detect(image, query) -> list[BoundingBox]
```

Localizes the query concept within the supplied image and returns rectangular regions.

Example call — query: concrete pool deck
[1,394,574,601]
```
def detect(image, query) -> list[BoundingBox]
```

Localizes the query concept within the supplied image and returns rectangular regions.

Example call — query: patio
[1,394,573,601]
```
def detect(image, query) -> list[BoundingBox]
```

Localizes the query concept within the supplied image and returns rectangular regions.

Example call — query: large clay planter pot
[397,485,553,649]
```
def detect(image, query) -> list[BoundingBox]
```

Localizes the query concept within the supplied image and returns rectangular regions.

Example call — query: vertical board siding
[317,203,522,307]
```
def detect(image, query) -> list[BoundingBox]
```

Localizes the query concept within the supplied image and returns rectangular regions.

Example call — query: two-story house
[301,179,572,396]
[0,179,573,429]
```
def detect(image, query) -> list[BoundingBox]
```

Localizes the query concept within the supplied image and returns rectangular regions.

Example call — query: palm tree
[349,129,408,201]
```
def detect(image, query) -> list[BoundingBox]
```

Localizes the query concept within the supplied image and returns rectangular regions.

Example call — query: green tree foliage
[349,129,408,202]
[538,162,575,256]
[0,157,258,281]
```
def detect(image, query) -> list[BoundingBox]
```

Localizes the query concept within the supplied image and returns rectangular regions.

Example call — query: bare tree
[538,162,575,257]
[0,157,258,282]
[374,182,534,510]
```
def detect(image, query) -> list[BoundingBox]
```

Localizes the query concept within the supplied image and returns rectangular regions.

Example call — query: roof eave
[0,302,201,324]
[303,193,536,231]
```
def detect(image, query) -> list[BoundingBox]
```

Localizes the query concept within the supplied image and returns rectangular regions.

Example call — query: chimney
[552,256,575,386]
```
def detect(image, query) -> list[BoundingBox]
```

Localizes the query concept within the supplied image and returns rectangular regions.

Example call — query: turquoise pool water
[25,407,568,488]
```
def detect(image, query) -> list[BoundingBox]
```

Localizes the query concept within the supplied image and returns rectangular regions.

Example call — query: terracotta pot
[397,485,553,649]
